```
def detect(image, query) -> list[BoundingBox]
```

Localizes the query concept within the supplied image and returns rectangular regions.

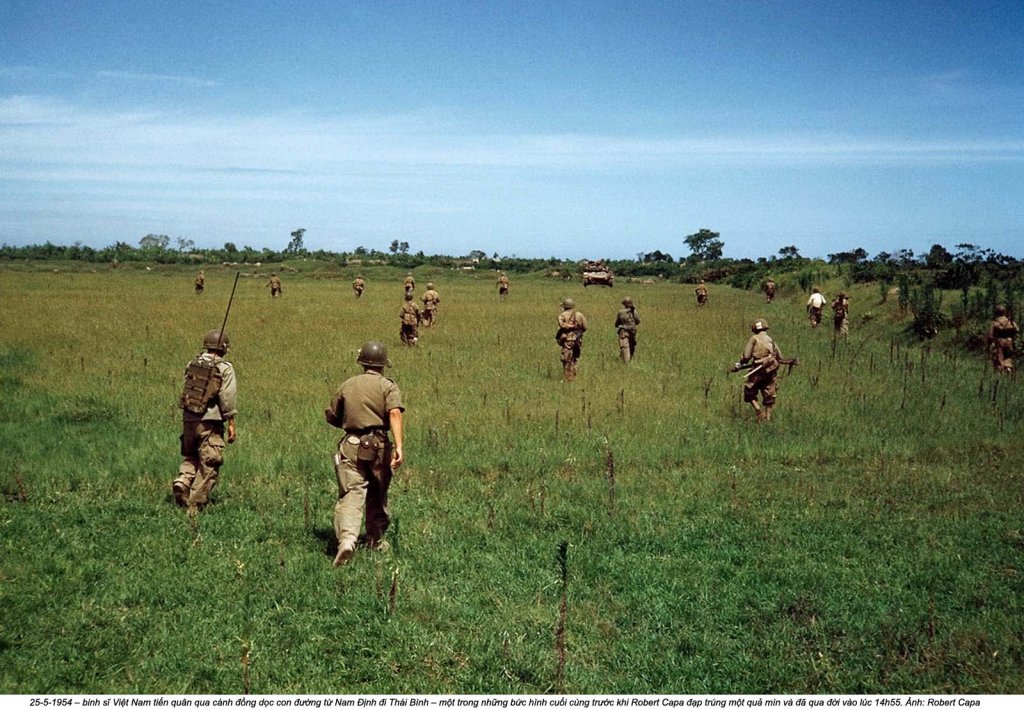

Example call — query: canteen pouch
[357,434,380,461]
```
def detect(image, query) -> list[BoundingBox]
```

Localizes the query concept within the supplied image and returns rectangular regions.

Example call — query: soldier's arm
[740,337,755,364]
[389,408,404,469]
[324,391,344,428]
[218,364,238,443]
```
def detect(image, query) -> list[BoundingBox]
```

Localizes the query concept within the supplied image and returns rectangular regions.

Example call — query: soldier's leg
[618,331,631,362]
[174,423,200,506]
[760,377,778,422]
[189,423,225,508]
[333,439,369,564]
[365,454,393,549]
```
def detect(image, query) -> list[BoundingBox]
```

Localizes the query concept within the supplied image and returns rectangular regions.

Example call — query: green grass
[1,264,1022,693]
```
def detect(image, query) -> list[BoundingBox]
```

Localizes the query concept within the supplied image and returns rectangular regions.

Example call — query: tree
[642,250,673,263]
[224,242,238,255]
[925,244,952,269]
[389,240,400,254]
[828,248,868,265]
[778,245,801,260]
[399,241,410,254]
[285,228,306,255]
[176,237,195,253]
[139,234,170,250]
[683,229,724,262]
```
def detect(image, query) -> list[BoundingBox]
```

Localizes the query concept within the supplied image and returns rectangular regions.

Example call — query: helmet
[404,292,413,301]
[622,297,634,307]
[995,304,1008,317]
[426,282,434,289]
[811,286,820,293]
[356,340,391,368]
[561,297,575,309]
[203,329,230,352]
[751,319,769,333]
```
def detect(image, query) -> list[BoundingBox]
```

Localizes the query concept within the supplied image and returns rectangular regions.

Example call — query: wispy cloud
[0,65,73,80]
[95,70,220,88]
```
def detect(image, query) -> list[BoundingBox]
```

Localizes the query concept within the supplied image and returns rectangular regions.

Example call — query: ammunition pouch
[402,310,418,325]
[181,357,222,414]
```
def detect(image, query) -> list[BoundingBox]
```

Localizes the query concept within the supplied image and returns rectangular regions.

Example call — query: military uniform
[806,289,826,328]
[987,307,1020,373]
[421,285,440,327]
[403,274,415,296]
[695,282,708,306]
[738,319,782,422]
[267,274,283,298]
[353,276,365,298]
[556,300,588,381]
[194,271,204,294]
[831,293,850,335]
[497,274,510,300]
[173,331,237,508]
[400,295,421,346]
[325,343,404,565]
[614,298,640,362]
[763,279,776,303]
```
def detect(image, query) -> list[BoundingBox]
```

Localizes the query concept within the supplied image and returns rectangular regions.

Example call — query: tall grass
[1,264,1022,693]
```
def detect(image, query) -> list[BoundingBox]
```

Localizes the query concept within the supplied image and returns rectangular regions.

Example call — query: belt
[346,427,388,437]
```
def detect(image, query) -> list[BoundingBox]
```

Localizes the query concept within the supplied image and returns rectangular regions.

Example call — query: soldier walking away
[763,278,776,303]
[352,275,366,298]
[403,272,415,297]
[399,292,421,346]
[421,283,440,327]
[695,280,708,306]
[806,287,826,328]
[497,272,510,301]
[173,330,237,509]
[267,273,283,298]
[831,292,851,336]
[324,341,404,566]
[194,270,205,295]
[615,296,641,362]
[987,305,1020,374]
[556,297,588,381]
[733,319,783,422]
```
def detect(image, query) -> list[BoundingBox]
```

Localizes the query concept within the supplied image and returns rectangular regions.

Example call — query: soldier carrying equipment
[181,273,239,414]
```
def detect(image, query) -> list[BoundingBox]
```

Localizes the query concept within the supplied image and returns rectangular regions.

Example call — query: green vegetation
[1,264,1022,694]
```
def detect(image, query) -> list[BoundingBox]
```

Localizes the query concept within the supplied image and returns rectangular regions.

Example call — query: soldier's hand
[391,446,404,469]
[226,419,237,444]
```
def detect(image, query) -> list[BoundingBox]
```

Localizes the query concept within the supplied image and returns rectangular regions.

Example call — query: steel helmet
[203,329,230,352]
[561,297,575,309]
[357,340,391,368]
[622,297,634,307]
[751,319,769,333]
[995,304,1007,316]
[426,282,434,289]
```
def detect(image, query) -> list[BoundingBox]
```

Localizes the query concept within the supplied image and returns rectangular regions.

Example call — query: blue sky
[2,0,1022,260]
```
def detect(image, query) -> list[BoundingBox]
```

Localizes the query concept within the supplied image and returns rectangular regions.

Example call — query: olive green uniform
[421,289,440,327]
[740,331,782,412]
[403,276,415,295]
[614,306,640,362]
[325,371,404,551]
[556,308,588,380]
[988,315,1020,373]
[695,283,708,306]
[400,301,421,346]
[174,353,237,508]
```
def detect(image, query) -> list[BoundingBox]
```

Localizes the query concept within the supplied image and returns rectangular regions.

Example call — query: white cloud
[94,70,220,88]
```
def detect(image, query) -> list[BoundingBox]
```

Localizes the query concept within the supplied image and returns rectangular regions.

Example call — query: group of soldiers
[174,271,1020,566]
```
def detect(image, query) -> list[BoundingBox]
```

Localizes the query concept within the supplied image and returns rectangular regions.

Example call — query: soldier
[987,304,1020,374]
[763,278,776,303]
[352,275,366,299]
[194,270,205,295]
[497,272,510,301]
[324,340,404,565]
[615,296,641,362]
[267,273,283,298]
[734,318,783,422]
[421,282,440,327]
[806,287,826,328]
[173,329,237,509]
[831,291,851,335]
[695,280,708,306]
[556,297,588,381]
[399,292,421,346]
[403,272,415,296]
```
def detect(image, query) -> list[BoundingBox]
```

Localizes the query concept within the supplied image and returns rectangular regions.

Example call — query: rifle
[729,358,800,376]
[217,271,241,349]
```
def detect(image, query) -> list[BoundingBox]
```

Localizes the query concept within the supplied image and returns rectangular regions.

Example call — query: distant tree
[683,228,724,262]
[642,250,674,263]
[139,234,170,250]
[925,244,953,269]
[778,245,801,260]
[224,242,238,255]
[389,240,400,254]
[399,241,410,254]
[354,246,368,256]
[176,237,195,253]
[828,247,868,265]
[285,228,306,255]
[468,249,487,261]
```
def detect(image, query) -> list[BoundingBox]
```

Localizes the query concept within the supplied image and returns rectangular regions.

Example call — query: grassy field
[1,262,1022,694]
